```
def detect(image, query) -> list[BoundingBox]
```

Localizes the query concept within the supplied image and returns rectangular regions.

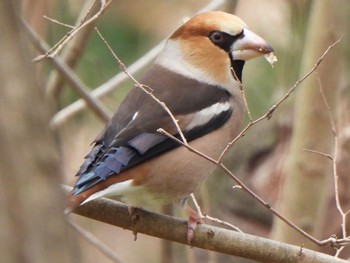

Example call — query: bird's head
[156,11,275,88]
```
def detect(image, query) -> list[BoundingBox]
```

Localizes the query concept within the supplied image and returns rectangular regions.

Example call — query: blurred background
[5,0,350,262]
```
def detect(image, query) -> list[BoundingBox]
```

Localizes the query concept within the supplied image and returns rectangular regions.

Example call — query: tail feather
[72,146,137,195]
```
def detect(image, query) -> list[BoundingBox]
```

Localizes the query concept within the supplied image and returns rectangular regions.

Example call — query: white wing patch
[131,111,139,121]
[185,102,231,131]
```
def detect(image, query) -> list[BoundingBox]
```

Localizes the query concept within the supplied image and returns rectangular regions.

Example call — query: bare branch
[218,38,342,162]
[67,219,126,263]
[46,0,100,98]
[34,0,112,61]
[71,196,349,263]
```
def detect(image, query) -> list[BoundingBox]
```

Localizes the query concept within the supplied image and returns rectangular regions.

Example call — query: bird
[68,11,275,242]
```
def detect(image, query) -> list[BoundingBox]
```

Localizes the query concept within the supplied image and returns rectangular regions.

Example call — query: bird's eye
[209,31,223,44]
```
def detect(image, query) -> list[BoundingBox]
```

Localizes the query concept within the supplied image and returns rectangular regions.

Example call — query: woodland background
[0,0,350,262]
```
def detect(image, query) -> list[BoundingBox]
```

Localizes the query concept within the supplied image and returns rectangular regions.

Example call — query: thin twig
[204,214,243,233]
[46,0,100,98]
[218,38,342,162]
[79,0,100,24]
[34,0,111,61]
[94,27,188,145]
[190,193,204,218]
[303,148,333,160]
[43,15,74,28]
[317,75,350,256]
[67,219,126,263]
[190,194,243,233]
[231,67,253,121]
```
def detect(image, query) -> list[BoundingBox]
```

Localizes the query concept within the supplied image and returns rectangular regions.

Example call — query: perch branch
[71,196,348,263]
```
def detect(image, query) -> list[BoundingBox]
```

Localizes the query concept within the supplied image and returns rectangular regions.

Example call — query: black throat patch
[208,30,245,82]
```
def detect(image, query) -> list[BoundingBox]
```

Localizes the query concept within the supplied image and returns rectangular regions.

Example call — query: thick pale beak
[231,28,274,61]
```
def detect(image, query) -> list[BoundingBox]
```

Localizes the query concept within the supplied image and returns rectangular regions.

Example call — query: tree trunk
[0,1,80,262]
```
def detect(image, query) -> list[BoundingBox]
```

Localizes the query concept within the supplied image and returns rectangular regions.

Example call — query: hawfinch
[68,11,274,240]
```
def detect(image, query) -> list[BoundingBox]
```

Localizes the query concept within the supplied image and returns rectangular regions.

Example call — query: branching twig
[317,76,350,257]
[218,38,342,162]
[34,0,111,61]
[190,194,243,233]
[45,0,101,98]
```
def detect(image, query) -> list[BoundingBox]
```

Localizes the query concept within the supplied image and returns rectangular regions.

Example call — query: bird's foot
[187,206,204,244]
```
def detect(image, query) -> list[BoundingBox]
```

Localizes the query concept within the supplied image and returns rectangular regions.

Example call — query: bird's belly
[120,147,218,208]
[129,113,243,206]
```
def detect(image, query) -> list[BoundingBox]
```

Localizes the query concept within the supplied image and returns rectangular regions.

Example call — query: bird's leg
[186,205,204,244]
